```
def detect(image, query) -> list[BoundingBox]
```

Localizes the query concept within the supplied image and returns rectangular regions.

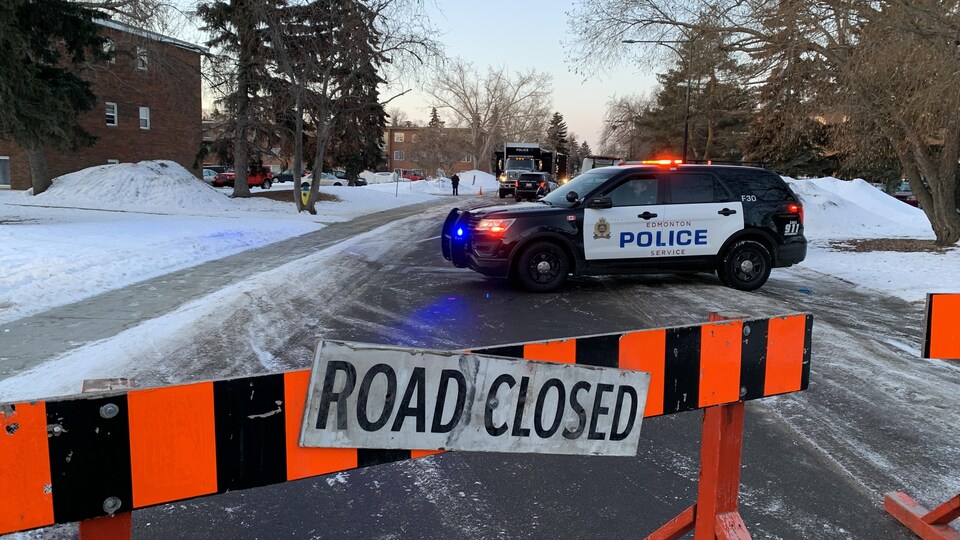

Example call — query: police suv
[441,163,806,292]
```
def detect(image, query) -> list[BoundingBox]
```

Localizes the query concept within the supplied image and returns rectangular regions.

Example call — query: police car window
[668,173,730,204]
[608,178,658,207]
[715,170,791,202]
[542,168,619,206]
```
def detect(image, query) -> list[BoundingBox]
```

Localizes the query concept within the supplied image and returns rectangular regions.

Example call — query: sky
[389,1,658,150]
[1,160,959,402]
[176,1,658,152]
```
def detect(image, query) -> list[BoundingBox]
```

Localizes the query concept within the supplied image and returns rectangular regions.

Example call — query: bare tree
[567,0,960,245]
[428,61,552,172]
[405,110,470,176]
[368,0,444,106]
[386,106,409,127]
[599,94,654,158]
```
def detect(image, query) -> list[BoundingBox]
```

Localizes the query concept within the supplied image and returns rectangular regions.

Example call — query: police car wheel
[515,241,568,293]
[721,240,772,291]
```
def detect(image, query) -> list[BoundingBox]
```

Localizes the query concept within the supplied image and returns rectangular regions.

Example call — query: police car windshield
[542,169,620,207]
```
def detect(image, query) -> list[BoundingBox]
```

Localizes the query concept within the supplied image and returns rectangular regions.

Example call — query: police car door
[661,172,743,257]
[583,174,665,260]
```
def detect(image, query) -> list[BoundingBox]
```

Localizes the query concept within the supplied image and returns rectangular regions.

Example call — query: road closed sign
[300,341,651,456]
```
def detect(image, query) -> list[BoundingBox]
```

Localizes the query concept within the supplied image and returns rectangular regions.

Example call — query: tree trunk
[293,94,304,212]
[307,118,331,215]
[902,152,960,246]
[26,143,52,195]
[231,1,253,199]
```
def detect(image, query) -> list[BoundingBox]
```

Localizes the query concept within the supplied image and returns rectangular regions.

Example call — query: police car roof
[593,163,768,173]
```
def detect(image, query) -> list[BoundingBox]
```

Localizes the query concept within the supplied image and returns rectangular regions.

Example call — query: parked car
[202,168,218,184]
[213,166,273,189]
[202,164,228,174]
[514,172,553,201]
[394,168,426,181]
[274,171,294,183]
[301,172,346,187]
[894,190,919,207]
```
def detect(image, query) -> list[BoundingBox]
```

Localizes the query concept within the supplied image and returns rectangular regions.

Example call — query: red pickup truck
[213,166,273,189]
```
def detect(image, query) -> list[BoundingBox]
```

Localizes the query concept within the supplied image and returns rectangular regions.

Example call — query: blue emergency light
[456,227,464,237]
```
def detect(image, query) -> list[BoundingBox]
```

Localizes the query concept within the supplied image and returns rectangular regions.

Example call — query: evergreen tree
[329,50,387,184]
[199,0,281,198]
[740,58,837,176]
[639,34,754,162]
[545,112,569,154]
[428,107,443,129]
[0,0,108,194]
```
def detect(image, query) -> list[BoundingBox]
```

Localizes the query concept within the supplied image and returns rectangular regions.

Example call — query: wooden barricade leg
[647,311,753,540]
[884,492,960,540]
[78,378,135,540]
[645,403,751,540]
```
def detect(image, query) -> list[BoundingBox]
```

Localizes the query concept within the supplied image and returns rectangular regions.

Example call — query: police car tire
[721,240,772,291]
[515,241,569,293]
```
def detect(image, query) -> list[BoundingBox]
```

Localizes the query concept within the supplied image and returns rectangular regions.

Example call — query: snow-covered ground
[0,162,498,324]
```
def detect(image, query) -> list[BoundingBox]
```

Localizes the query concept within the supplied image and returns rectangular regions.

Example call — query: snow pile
[785,177,933,240]
[364,169,499,196]
[22,160,284,214]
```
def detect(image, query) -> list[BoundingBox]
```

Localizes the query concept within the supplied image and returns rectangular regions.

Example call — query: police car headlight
[474,218,515,234]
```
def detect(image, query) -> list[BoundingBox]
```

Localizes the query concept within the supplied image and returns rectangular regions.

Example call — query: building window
[103,39,115,63]
[393,150,404,161]
[462,154,472,163]
[107,159,119,165]
[136,47,148,70]
[106,102,118,126]
[393,132,404,143]
[0,157,10,187]
[139,107,150,130]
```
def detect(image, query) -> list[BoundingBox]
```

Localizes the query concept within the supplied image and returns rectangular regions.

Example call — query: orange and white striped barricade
[474,311,812,540]
[884,293,960,540]
[0,313,812,538]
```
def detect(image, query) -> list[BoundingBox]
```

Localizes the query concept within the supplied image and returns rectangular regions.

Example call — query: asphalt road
[6,198,957,539]
[130,201,955,539]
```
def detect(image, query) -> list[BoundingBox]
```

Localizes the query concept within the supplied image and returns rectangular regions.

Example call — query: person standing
[450,173,460,195]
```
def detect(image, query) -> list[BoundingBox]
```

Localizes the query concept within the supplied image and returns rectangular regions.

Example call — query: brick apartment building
[0,20,205,190]
[384,125,476,176]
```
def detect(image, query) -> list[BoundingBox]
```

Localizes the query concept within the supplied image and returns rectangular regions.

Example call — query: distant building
[0,20,206,190]
[384,126,475,175]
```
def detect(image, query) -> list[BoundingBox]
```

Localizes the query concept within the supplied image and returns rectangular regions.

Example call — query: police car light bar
[640,159,684,165]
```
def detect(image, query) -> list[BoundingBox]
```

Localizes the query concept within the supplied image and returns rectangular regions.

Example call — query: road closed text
[300,341,652,456]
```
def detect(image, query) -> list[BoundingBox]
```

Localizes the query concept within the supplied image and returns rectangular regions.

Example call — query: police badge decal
[594,217,611,239]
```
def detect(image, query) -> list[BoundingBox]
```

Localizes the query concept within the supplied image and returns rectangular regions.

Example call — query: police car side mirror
[588,196,613,209]
[566,191,579,203]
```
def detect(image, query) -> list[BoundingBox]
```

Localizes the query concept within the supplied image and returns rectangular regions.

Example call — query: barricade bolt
[100,403,120,419]
[487,397,499,409]
[103,497,122,515]
[743,325,752,337]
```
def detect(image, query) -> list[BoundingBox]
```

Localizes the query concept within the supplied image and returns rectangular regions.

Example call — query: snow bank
[22,160,277,214]
[363,169,499,196]
[785,177,933,240]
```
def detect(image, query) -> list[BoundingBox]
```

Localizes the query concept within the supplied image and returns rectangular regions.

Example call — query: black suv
[441,164,806,292]
[515,172,551,201]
